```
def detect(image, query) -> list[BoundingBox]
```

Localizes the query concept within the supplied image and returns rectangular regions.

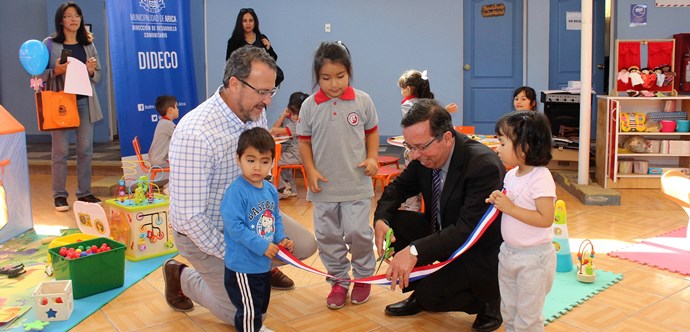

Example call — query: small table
[387,134,500,150]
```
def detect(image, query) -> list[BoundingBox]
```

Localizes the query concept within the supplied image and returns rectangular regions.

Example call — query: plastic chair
[132,136,169,183]
[276,150,308,192]
[272,143,282,187]
[372,166,402,191]
[660,170,690,238]
[454,125,475,134]
[378,155,400,169]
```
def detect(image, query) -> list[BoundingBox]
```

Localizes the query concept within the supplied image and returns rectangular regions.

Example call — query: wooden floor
[29,173,690,331]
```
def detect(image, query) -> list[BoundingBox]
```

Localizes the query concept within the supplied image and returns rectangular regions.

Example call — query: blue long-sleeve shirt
[221,176,286,273]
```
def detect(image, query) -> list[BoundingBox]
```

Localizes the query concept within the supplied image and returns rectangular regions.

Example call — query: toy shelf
[595,96,690,189]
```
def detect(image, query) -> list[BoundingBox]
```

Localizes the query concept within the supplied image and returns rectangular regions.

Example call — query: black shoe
[77,194,102,204]
[471,301,502,332]
[54,197,69,212]
[384,294,423,316]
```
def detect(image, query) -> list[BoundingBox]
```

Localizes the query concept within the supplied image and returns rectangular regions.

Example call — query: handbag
[35,90,80,131]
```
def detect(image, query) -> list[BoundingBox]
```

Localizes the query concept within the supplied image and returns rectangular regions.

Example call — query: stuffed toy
[654,67,665,87]
[628,66,644,86]
[640,68,657,89]
[660,64,675,87]
[623,136,647,153]
[617,68,629,83]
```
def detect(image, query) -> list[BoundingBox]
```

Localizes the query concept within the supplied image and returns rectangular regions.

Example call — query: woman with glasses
[373,99,505,332]
[226,8,283,86]
[42,1,103,212]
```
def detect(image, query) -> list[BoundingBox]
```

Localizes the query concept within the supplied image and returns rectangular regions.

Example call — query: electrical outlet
[325,23,331,33]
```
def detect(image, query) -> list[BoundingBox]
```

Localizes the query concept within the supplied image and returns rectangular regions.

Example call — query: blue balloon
[19,39,49,76]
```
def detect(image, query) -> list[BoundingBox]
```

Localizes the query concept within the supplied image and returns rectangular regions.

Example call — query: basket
[647,111,687,122]
[48,237,125,299]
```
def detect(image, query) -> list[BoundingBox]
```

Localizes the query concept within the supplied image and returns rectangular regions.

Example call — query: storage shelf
[616,174,661,178]
[610,96,689,100]
[618,153,688,157]
[619,132,690,136]
[595,95,690,189]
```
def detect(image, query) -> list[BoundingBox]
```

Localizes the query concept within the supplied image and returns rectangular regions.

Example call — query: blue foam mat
[5,253,176,331]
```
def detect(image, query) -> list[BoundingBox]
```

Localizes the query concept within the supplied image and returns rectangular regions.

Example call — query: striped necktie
[431,168,442,232]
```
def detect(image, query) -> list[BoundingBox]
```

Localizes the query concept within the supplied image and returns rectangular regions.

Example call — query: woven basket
[647,112,687,122]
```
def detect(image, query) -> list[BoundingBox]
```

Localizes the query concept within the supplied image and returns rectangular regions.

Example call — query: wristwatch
[409,244,418,256]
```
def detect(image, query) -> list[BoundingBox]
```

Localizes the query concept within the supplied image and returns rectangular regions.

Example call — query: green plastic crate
[48,237,125,299]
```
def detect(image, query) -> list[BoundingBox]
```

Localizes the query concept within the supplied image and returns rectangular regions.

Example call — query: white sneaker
[278,188,293,199]
[259,326,274,332]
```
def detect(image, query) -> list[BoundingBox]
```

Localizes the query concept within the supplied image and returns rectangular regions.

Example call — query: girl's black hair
[513,86,537,111]
[231,8,261,42]
[287,92,308,114]
[51,2,93,45]
[312,41,352,89]
[399,70,434,99]
[495,110,553,166]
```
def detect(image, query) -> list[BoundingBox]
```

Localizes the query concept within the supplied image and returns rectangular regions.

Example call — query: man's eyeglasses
[403,133,444,152]
[236,78,278,97]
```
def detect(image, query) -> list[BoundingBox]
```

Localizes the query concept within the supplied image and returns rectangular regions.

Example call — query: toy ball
[18,40,49,76]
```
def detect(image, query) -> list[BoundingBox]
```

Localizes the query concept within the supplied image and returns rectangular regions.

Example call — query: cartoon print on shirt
[256,209,275,239]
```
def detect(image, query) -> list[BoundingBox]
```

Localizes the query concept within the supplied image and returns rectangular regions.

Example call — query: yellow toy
[620,112,646,132]
[552,200,573,272]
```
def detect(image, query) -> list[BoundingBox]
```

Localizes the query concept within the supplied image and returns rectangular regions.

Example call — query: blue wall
[615,1,690,39]
[1,1,689,142]
[205,0,463,136]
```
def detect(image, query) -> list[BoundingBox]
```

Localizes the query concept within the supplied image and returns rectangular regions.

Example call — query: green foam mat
[544,268,623,324]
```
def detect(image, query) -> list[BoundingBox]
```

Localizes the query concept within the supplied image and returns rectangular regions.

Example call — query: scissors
[375,228,394,275]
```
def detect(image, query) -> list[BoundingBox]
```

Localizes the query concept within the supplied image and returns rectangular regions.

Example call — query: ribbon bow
[30,76,43,92]
[421,70,428,80]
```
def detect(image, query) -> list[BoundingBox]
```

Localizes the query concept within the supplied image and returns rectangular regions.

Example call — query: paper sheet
[63,56,93,96]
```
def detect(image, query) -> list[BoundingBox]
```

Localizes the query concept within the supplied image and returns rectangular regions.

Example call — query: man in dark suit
[374,99,505,332]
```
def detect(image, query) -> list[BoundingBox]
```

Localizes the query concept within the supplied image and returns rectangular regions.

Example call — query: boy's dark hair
[287,92,308,114]
[237,127,276,159]
[401,99,454,137]
[155,95,177,117]
[495,110,553,166]
[312,41,352,88]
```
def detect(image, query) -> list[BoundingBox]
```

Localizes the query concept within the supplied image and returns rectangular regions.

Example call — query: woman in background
[42,1,103,212]
[226,8,283,86]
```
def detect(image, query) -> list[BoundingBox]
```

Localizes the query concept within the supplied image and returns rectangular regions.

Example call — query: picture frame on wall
[85,24,92,34]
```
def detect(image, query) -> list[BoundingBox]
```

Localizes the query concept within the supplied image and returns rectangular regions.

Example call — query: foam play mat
[543,268,623,324]
[609,227,690,276]
[0,229,174,331]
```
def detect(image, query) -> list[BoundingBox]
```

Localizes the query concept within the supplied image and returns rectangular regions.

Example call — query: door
[549,0,606,92]
[463,0,523,134]
[549,0,606,136]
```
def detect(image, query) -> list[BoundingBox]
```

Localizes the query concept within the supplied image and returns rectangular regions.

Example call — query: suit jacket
[374,131,505,296]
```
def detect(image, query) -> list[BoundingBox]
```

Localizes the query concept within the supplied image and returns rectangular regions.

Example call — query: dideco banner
[106,0,196,156]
